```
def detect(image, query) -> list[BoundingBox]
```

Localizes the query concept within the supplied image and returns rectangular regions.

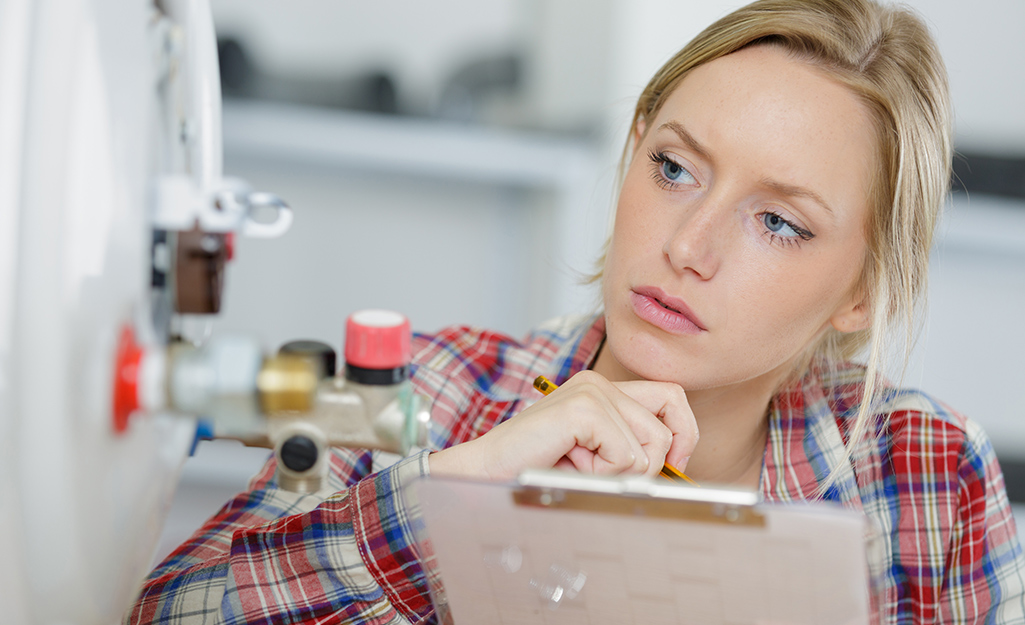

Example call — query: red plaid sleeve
[126,453,434,625]
[938,419,1024,623]
[872,408,1025,624]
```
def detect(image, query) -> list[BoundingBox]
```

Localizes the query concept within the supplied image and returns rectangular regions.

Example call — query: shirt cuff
[351,450,434,621]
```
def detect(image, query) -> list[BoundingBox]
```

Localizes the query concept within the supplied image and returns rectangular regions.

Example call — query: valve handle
[112,325,143,434]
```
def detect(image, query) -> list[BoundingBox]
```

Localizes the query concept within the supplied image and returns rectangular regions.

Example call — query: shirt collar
[549,314,606,385]
[762,366,864,510]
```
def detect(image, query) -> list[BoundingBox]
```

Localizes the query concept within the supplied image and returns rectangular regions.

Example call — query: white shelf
[939,193,1025,257]
[222,100,598,188]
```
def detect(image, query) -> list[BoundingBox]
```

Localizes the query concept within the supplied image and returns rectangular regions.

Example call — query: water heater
[0,0,289,621]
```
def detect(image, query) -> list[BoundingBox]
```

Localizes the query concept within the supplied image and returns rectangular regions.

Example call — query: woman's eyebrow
[759,178,835,216]
[658,119,835,217]
[657,121,712,162]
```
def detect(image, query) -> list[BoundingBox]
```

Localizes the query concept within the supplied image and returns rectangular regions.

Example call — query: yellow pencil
[532,375,699,486]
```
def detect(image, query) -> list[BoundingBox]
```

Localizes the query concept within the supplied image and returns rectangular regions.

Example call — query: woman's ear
[829,295,871,333]
[632,117,647,154]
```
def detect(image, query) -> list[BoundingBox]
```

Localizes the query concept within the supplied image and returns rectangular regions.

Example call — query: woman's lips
[629,287,706,335]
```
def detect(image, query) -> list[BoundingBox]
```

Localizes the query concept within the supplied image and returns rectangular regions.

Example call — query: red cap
[344,310,411,369]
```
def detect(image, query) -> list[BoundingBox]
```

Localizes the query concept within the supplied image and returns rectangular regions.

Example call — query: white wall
[214,102,605,345]
[600,0,1025,151]
[907,194,1025,459]
[212,0,1025,151]
[906,0,1025,153]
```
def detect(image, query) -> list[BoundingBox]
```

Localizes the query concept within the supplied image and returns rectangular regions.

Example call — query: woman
[127,0,1025,623]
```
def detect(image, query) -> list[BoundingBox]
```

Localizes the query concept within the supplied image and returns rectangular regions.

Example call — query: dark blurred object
[218,38,254,95]
[1000,459,1025,503]
[953,152,1025,200]
[218,37,398,114]
[175,228,228,314]
[279,340,337,379]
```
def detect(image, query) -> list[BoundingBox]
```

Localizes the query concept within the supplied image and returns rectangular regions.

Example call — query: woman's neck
[681,382,775,489]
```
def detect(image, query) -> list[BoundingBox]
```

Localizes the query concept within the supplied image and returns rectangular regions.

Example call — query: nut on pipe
[257,355,318,414]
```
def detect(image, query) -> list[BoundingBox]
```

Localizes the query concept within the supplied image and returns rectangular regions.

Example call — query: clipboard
[411,470,882,625]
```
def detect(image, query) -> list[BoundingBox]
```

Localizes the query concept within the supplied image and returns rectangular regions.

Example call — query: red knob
[112,324,142,433]
[344,310,410,370]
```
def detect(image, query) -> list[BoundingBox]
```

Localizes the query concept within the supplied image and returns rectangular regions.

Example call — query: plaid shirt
[126,315,1025,624]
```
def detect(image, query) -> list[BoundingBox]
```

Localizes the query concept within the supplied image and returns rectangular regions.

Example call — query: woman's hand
[428,370,699,481]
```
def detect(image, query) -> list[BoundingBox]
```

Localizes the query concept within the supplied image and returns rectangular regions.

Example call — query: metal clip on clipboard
[413,471,878,625]
[513,469,765,527]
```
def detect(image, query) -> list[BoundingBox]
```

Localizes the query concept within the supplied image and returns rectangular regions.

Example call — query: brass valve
[257,355,319,414]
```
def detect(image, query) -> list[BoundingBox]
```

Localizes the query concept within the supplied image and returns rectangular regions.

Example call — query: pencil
[532,375,699,486]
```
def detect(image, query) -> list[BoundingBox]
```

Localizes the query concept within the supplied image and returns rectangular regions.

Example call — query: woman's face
[601,45,876,390]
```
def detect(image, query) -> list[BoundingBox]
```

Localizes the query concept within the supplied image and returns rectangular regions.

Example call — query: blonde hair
[601,0,952,487]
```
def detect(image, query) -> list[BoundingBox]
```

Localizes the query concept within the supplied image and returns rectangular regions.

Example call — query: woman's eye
[763,212,799,237]
[760,211,814,246]
[648,150,696,188]
[662,160,685,181]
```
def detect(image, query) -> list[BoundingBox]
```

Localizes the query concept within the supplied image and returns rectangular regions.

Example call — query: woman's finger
[556,372,650,474]
[612,379,699,472]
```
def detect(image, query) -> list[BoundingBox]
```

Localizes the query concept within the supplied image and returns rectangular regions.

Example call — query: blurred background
[160,0,1025,561]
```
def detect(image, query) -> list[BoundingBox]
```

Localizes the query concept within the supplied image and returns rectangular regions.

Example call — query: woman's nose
[662,199,726,279]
